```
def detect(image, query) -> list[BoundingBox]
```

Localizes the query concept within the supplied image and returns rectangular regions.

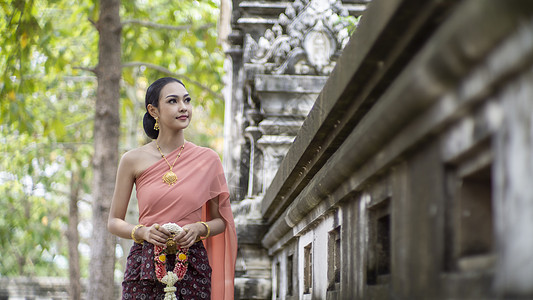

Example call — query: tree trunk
[118,83,142,281]
[89,0,121,299]
[67,172,81,300]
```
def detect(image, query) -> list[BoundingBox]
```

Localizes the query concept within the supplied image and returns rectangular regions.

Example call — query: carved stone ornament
[244,0,353,75]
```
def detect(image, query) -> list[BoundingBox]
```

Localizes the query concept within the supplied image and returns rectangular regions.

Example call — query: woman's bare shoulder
[120,143,161,177]
[122,143,155,160]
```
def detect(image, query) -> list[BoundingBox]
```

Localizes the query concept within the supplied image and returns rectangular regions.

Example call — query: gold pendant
[162,171,178,186]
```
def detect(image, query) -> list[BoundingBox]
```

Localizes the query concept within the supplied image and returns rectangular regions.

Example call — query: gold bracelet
[131,224,145,244]
[196,221,210,241]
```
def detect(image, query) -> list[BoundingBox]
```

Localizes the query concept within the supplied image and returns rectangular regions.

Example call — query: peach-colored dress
[135,142,237,300]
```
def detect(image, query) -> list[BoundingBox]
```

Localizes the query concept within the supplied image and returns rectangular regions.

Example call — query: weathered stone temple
[224,0,533,299]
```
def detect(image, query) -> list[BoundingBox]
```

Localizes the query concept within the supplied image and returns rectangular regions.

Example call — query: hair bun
[143,112,159,139]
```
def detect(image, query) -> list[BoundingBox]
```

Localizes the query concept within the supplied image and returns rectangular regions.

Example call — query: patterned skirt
[122,241,211,300]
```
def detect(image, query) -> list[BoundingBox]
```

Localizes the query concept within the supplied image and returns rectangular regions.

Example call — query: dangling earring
[154,117,160,131]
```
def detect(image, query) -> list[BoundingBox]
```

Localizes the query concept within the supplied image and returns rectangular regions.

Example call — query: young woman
[108,77,237,300]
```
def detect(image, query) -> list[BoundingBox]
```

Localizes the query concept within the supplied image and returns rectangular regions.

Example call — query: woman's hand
[140,223,171,247]
[174,222,206,248]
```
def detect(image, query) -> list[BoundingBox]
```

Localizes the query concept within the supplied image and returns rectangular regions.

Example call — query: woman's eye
[169,99,177,103]
[185,98,192,103]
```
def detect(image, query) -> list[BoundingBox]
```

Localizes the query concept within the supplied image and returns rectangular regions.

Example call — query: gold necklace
[155,141,185,186]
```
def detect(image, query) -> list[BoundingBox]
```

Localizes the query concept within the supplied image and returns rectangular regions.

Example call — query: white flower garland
[161,271,179,300]
[162,223,184,235]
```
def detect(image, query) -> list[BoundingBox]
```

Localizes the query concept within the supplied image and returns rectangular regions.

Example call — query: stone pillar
[254,74,326,192]
[224,1,363,298]
[494,66,533,295]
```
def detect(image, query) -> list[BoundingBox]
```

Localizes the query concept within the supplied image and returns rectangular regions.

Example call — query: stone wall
[0,277,79,300]
[227,0,533,299]
[0,277,121,299]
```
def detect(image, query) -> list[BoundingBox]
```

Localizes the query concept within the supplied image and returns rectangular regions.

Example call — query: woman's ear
[147,104,159,119]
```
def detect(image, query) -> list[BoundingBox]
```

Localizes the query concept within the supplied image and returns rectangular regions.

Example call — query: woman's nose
[178,101,187,111]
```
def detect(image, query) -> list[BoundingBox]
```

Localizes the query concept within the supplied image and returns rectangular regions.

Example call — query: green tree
[119,0,226,150]
[1,0,95,284]
[1,0,226,297]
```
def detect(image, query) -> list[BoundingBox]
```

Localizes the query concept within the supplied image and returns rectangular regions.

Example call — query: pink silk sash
[135,142,237,300]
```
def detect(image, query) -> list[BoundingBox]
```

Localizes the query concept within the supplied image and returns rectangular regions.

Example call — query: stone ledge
[254,74,328,93]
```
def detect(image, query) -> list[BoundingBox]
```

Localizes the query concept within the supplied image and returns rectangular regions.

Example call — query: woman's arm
[176,195,227,248]
[107,151,169,247]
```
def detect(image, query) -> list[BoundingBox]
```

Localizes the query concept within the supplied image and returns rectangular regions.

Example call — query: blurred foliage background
[0,0,225,278]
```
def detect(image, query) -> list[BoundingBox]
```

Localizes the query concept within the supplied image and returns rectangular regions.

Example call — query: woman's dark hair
[143,77,186,139]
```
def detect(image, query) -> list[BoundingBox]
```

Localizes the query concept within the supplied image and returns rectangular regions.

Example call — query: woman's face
[154,81,192,131]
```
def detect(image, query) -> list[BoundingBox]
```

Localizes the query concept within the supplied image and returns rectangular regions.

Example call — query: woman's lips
[177,115,188,120]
